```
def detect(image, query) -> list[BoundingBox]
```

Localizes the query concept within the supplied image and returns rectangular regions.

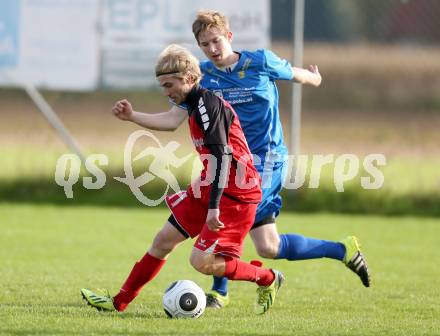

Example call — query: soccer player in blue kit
[191,10,371,308]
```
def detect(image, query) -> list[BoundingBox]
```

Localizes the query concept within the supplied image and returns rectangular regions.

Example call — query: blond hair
[192,10,230,44]
[155,44,202,84]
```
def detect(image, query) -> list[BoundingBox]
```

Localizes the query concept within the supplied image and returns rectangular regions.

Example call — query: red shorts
[166,189,257,258]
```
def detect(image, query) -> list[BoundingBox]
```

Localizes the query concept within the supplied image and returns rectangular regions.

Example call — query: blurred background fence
[0,0,439,215]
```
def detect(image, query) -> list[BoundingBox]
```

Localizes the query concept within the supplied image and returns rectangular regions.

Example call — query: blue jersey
[200,49,293,167]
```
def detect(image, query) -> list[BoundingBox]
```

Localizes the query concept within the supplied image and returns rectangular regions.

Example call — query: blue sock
[212,276,228,296]
[276,234,345,261]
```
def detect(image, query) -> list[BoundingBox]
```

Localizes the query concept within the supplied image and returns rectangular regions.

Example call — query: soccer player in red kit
[81,44,284,315]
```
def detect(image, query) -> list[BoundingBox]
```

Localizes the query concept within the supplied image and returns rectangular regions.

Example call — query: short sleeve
[262,49,294,81]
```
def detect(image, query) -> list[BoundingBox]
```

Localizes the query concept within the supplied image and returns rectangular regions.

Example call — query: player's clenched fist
[112,99,133,121]
[308,65,322,87]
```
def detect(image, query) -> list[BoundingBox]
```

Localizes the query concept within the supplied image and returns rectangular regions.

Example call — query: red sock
[113,252,166,311]
[223,257,275,286]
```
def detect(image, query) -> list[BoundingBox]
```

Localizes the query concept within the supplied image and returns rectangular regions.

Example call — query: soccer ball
[163,280,206,318]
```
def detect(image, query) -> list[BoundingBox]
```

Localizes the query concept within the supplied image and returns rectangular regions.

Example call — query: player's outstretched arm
[292,65,322,87]
[112,99,187,131]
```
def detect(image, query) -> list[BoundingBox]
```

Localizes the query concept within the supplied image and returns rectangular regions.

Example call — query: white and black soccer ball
[163,280,206,319]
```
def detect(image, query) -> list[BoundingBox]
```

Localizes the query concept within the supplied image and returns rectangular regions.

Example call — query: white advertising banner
[101,0,270,88]
[0,0,269,90]
[0,0,100,90]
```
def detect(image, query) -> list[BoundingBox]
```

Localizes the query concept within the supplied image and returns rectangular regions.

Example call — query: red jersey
[184,86,261,205]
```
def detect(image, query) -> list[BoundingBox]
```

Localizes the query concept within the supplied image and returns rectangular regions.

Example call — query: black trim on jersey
[184,86,235,209]
[184,86,235,147]
[167,214,190,238]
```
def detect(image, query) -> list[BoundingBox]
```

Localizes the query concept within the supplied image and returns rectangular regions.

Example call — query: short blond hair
[192,10,230,44]
[155,44,202,84]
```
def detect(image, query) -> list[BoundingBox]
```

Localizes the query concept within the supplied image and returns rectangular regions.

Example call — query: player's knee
[255,241,278,259]
[189,254,213,275]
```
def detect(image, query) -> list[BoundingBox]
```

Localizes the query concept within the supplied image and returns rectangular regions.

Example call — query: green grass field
[1,204,439,335]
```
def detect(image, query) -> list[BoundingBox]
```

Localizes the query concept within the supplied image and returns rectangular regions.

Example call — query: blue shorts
[253,160,288,226]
